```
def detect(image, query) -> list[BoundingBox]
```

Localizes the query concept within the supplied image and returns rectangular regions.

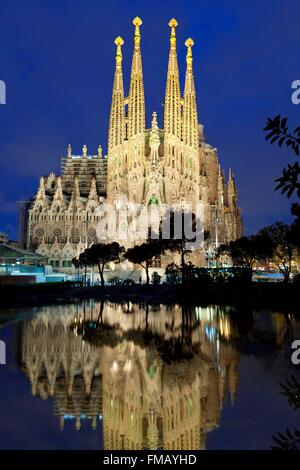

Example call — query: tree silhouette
[72,257,81,281]
[125,241,164,285]
[78,242,123,287]
[258,222,297,282]
[218,234,271,273]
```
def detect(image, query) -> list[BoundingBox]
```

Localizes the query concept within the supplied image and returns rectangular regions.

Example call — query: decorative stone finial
[82,144,87,158]
[169,18,178,29]
[39,176,45,189]
[115,36,124,65]
[133,16,142,27]
[67,144,72,158]
[133,17,142,46]
[169,18,178,47]
[98,145,102,158]
[151,111,158,130]
[185,37,194,67]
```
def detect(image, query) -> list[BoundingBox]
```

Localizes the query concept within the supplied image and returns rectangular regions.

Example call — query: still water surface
[0,301,299,450]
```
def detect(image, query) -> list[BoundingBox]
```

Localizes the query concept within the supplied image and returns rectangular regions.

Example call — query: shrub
[151,271,161,285]
[165,263,181,285]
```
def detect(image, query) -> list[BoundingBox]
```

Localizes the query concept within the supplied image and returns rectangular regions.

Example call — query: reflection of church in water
[19,302,239,450]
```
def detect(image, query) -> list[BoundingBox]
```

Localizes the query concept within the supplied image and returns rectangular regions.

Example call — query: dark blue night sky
[0,0,299,238]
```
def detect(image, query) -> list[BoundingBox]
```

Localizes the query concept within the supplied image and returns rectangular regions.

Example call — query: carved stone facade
[26,17,242,270]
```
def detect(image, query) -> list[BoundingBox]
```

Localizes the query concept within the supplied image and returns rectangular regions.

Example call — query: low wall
[0,275,36,285]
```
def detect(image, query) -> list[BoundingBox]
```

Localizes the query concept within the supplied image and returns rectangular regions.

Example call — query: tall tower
[128,17,145,140]
[164,18,181,141]
[163,19,182,204]
[127,17,146,203]
[107,36,125,201]
[182,38,200,204]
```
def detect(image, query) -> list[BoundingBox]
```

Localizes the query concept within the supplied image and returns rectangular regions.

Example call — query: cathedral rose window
[35,227,44,240]
[53,228,62,238]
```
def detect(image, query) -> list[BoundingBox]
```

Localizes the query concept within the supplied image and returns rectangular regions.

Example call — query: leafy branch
[272,429,300,450]
[279,375,300,410]
[272,376,300,450]
[275,162,300,198]
[263,115,300,198]
[264,115,300,155]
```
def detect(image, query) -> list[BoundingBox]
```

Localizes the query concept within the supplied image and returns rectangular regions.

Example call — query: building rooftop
[0,244,44,261]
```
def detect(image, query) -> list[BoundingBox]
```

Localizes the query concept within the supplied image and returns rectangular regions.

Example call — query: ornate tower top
[169,18,178,47]
[115,36,124,65]
[151,111,158,130]
[150,112,160,145]
[185,37,194,67]
[67,144,72,158]
[133,16,142,46]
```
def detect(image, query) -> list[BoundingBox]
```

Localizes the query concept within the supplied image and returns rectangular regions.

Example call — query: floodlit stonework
[26,17,242,271]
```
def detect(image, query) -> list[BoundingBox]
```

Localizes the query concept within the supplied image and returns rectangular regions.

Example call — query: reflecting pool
[0,301,299,450]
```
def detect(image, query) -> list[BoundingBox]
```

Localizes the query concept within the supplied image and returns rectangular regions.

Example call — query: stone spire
[217,165,225,206]
[149,111,160,165]
[164,18,181,140]
[53,177,64,202]
[69,176,81,208]
[128,17,145,139]
[36,176,46,201]
[182,38,199,150]
[228,169,237,207]
[108,36,125,150]
[88,176,98,201]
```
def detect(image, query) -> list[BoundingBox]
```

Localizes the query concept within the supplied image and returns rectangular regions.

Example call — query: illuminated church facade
[26,18,242,271]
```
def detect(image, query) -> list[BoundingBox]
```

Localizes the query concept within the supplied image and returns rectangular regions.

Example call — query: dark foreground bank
[0,281,299,311]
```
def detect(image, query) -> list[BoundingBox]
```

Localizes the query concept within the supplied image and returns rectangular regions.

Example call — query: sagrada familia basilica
[25,18,242,271]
